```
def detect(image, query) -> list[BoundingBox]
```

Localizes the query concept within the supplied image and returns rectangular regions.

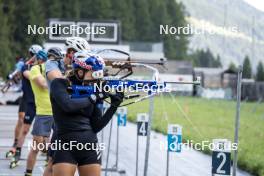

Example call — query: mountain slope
[177,0,264,70]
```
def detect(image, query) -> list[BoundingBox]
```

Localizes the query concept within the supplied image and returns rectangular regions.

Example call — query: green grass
[127,95,264,176]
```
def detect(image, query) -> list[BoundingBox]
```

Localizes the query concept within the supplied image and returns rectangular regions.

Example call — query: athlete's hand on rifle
[109,91,124,107]
[89,91,108,104]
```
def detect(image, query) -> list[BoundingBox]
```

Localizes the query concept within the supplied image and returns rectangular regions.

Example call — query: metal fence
[241,82,264,101]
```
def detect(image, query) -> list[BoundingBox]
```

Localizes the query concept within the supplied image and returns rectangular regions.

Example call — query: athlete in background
[6,45,42,159]
[43,37,91,176]
[1,57,24,93]
[24,50,53,176]
[9,54,38,168]
[43,47,64,176]
[46,37,91,88]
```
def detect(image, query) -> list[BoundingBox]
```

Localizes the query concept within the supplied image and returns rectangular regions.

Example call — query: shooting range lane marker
[166,124,183,176]
[233,66,243,176]
[135,96,147,176]
[101,102,110,164]
[104,114,114,176]
[136,113,149,176]
[117,107,127,127]
[168,92,205,140]
[137,113,149,137]
[161,92,175,176]
[212,139,231,176]
[143,93,154,176]
[115,107,127,171]
[143,67,160,176]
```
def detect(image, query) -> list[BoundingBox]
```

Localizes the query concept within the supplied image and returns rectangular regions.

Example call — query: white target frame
[47,19,120,44]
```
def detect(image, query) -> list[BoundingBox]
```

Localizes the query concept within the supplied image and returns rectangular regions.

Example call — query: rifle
[69,77,201,106]
[69,49,201,106]
[1,72,21,93]
[95,49,166,79]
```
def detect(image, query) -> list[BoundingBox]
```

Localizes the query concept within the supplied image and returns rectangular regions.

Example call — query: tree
[80,0,93,18]
[214,54,222,67]
[88,0,112,19]
[0,0,12,77]
[197,49,209,67]
[164,0,189,60]
[148,0,169,41]
[134,0,152,41]
[191,48,222,68]
[13,0,45,53]
[111,0,136,41]
[61,0,80,19]
[228,62,237,72]
[256,61,264,81]
[242,55,252,78]
[0,0,190,76]
[41,0,62,18]
[204,48,215,67]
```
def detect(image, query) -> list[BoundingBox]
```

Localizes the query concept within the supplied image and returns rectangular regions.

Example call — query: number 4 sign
[167,124,182,152]
[212,139,231,176]
[137,113,149,136]
[117,107,127,126]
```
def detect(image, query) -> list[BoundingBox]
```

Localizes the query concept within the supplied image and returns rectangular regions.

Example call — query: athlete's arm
[50,78,94,113]
[23,70,30,80]
[89,93,123,133]
[29,65,47,89]
[89,105,118,133]
[46,60,64,81]
[33,75,48,89]
[47,69,63,81]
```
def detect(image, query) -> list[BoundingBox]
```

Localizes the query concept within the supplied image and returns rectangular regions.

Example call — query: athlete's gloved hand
[109,91,124,107]
[89,91,108,104]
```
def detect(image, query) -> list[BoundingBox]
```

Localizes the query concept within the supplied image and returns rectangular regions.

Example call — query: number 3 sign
[167,124,182,152]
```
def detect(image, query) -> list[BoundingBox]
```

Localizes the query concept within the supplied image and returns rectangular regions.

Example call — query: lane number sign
[212,139,231,175]
[117,107,127,126]
[137,113,149,136]
[167,124,182,152]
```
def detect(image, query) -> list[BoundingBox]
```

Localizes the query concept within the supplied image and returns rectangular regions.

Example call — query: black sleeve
[50,78,94,113]
[89,105,118,133]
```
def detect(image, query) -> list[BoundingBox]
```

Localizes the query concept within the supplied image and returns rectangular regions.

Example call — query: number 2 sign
[212,139,231,175]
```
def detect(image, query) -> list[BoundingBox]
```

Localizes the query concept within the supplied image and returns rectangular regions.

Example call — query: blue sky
[244,0,264,12]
